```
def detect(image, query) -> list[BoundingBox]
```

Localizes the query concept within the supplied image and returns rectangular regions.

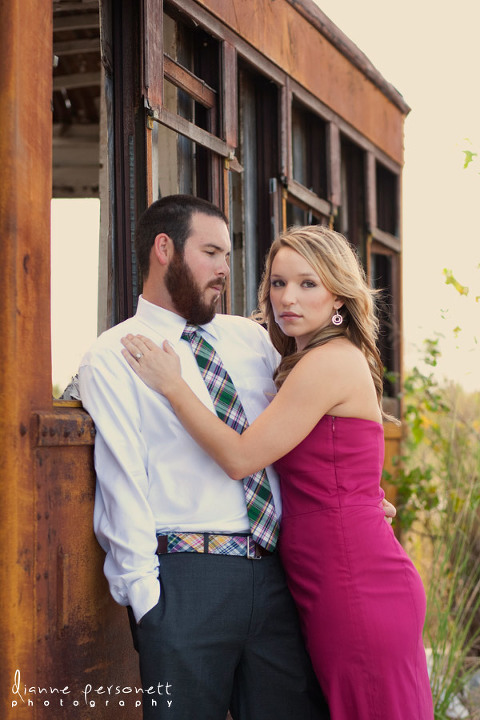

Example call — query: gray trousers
[128,551,329,720]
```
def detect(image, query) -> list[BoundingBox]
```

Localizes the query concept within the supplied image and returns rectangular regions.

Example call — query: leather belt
[156,532,273,559]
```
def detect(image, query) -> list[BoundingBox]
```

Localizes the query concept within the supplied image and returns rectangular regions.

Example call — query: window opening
[371,247,400,408]
[336,135,366,261]
[376,161,398,236]
[291,100,328,199]
[151,7,222,203]
[231,62,279,315]
[286,199,328,228]
[51,1,102,398]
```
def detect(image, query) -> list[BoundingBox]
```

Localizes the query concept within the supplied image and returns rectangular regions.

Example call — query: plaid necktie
[182,324,279,551]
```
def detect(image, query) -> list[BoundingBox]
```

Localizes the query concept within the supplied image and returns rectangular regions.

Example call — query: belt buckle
[246,536,261,560]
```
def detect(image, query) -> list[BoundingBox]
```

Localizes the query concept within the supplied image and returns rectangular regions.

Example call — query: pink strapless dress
[275,415,433,720]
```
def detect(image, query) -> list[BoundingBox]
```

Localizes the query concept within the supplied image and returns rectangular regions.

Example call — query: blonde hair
[257,225,388,417]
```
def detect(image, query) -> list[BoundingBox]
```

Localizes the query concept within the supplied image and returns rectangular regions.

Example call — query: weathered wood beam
[222,42,237,147]
[150,105,235,158]
[286,178,331,218]
[53,0,99,11]
[371,227,401,253]
[53,13,99,32]
[164,54,217,109]
[53,37,100,55]
[53,70,101,90]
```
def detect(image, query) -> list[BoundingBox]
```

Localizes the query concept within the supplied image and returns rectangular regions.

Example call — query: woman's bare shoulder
[293,340,372,395]
[302,338,365,369]
[284,340,361,397]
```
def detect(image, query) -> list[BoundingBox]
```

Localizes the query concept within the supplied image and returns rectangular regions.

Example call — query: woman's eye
[302,281,316,288]
[271,280,284,287]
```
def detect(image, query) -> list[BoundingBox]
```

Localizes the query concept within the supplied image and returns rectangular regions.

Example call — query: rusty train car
[0,1,409,718]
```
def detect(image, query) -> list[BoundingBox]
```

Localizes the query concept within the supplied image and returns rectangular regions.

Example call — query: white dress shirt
[79,296,281,622]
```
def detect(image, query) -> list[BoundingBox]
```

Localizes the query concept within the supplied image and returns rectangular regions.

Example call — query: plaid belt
[156,532,273,559]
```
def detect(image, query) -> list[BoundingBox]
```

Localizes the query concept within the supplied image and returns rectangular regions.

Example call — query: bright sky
[51,198,100,394]
[51,1,480,393]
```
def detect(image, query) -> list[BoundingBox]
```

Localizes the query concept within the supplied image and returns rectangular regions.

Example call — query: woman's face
[269,247,341,351]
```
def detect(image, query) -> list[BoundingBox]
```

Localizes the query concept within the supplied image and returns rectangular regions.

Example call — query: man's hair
[135,194,228,279]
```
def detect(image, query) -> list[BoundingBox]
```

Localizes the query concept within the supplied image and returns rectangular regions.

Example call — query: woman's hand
[381,497,396,525]
[121,334,182,397]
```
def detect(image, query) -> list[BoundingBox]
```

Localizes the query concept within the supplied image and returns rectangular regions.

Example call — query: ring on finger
[135,352,143,360]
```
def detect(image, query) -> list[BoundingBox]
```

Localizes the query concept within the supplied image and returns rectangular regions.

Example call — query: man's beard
[165,250,224,325]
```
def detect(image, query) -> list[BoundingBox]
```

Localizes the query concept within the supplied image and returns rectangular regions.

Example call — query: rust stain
[33,409,96,447]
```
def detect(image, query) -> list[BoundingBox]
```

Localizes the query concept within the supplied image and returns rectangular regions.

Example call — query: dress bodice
[274,414,385,519]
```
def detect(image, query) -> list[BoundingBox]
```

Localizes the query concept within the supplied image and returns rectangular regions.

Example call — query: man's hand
[382,497,396,525]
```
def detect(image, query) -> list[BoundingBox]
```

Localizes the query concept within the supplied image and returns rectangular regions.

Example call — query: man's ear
[152,233,174,266]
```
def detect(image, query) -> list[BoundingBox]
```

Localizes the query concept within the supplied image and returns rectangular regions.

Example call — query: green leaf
[443,268,469,296]
[462,149,477,168]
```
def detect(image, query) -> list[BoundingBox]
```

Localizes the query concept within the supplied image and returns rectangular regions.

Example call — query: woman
[121,225,433,719]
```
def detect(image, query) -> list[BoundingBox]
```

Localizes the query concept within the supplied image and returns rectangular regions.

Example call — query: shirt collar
[135,295,219,345]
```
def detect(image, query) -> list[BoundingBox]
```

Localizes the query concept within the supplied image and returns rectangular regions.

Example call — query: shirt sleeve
[255,321,281,377]
[79,349,160,623]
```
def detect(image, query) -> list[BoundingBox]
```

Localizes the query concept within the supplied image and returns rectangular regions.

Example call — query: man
[79,195,329,720]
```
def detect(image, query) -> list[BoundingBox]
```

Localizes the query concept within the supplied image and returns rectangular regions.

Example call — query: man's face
[165,212,231,324]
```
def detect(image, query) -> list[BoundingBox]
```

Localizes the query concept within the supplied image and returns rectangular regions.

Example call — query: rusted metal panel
[33,409,95,447]
[33,435,141,719]
[194,0,408,165]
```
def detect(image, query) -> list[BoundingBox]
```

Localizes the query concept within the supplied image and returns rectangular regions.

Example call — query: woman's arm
[121,334,351,479]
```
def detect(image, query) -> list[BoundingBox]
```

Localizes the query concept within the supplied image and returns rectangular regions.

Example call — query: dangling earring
[332,308,343,326]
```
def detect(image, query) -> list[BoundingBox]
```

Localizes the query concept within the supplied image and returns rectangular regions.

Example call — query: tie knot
[181,324,200,342]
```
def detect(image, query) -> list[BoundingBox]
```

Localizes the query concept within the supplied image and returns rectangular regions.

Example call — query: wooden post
[0,1,52,717]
